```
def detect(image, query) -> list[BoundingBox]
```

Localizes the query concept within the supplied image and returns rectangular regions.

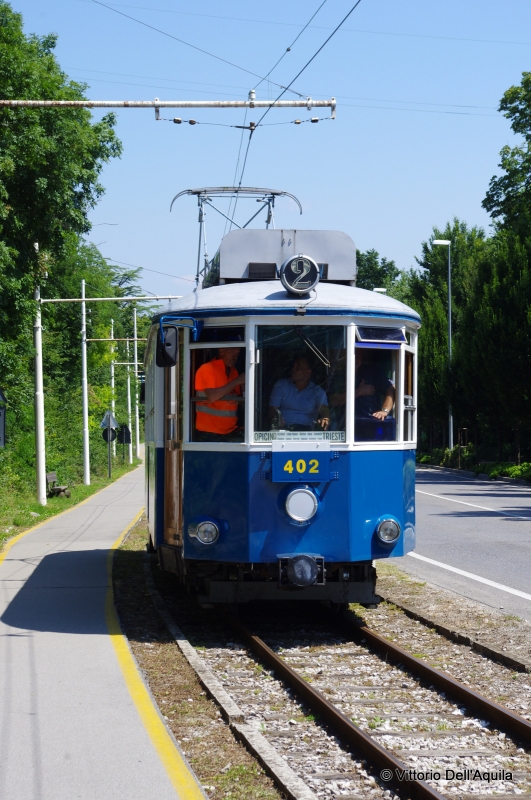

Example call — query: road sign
[100,410,119,430]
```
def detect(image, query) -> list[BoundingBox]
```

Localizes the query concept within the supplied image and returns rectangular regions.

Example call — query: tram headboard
[219,229,357,284]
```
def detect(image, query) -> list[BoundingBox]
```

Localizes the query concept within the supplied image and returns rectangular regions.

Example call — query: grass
[0,458,142,547]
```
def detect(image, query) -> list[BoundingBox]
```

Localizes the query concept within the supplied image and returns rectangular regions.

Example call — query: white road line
[416,489,531,521]
[407,552,531,602]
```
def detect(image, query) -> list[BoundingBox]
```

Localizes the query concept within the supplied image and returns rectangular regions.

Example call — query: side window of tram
[354,348,398,442]
[190,333,246,442]
[403,350,415,442]
[254,325,347,442]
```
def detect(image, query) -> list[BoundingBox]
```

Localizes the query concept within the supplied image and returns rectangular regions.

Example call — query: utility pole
[81,279,90,484]
[133,308,140,460]
[34,279,47,506]
[126,340,133,465]
[110,319,116,457]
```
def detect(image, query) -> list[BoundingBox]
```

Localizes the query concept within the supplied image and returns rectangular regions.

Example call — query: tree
[0,2,134,496]
[356,249,400,290]
[483,72,531,233]
[0,1,122,343]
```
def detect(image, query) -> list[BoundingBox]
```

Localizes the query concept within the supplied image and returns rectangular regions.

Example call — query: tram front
[144,228,420,605]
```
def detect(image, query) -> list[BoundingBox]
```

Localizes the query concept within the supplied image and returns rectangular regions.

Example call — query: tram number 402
[271,451,330,482]
[283,458,318,474]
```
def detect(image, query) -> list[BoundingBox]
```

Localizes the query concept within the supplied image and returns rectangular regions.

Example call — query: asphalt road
[390,468,531,621]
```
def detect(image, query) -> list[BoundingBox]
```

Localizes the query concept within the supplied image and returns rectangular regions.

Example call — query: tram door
[163,329,184,546]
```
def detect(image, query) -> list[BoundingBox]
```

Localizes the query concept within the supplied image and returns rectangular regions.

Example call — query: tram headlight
[194,521,220,544]
[285,488,318,522]
[376,518,400,544]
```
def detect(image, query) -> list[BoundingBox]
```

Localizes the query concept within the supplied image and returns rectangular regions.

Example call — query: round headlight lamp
[376,518,400,544]
[195,521,219,544]
[285,488,318,522]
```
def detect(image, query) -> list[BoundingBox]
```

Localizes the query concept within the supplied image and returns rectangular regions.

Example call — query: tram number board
[271,452,330,482]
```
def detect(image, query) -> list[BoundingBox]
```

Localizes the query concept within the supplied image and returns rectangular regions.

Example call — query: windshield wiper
[294,328,330,369]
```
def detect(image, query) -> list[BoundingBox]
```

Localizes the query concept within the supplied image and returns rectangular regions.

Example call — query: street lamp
[432,239,453,449]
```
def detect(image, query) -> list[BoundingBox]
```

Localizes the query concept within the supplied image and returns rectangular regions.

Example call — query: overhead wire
[231,0,336,222]
[232,0,365,203]
[224,107,248,236]
[105,257,196,282]
[68,66,499,112]
[89,0,305,97]
[253,0,329,94]
[255,0,365,129]
[78,2,531,47]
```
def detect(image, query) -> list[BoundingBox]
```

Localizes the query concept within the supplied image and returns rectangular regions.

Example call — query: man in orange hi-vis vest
[195,347,245,440]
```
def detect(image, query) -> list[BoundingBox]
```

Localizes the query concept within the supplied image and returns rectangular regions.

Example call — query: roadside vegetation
[0,2,151,527]
[356,74,531,471]
[1,0,531,515]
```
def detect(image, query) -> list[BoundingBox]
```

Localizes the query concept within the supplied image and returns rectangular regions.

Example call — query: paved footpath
[0,467,205,800]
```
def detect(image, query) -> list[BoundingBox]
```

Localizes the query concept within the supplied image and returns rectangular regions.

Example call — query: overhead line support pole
[34,283,47,506]
[111,319,116,457]
[81,279,90,485]
[126,341,133,465]
[133,308,140,460]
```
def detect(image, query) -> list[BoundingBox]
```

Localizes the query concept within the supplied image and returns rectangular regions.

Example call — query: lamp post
[432,239,453,450]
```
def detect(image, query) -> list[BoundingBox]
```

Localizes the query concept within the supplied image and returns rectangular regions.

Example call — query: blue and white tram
[144,226,420,605]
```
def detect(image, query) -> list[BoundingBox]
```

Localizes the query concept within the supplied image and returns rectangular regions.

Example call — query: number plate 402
[271,452,330,482]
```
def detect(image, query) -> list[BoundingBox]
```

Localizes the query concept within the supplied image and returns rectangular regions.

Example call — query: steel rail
[343,617,531,745]
[226,612,447,800]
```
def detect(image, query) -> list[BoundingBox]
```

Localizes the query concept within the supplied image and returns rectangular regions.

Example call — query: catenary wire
[77,77,499,115]
[77,3,531,47]
[67,66,496,111]
[255,0,365,129]
[231,0,365,197]
[105,257,196,282]
[68,69,499,112]
[224,107,248,237]
[89,0,305,97]
[253,0,329,93]
[231,1,338,219]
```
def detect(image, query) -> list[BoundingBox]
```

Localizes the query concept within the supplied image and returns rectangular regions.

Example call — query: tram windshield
[354,346,397,442]
[254,325,347,442]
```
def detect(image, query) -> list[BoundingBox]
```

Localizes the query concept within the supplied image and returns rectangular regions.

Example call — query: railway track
[148,570,531,800]
[225,609,531,800]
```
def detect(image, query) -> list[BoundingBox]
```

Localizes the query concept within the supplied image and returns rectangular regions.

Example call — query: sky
[12,0,531,298]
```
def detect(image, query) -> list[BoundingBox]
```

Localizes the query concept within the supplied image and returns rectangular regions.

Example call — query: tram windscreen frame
[254,325,347,443]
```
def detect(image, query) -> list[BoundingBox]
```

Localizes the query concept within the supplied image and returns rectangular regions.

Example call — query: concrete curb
[142,557,319,800]
[417,464,531,488]
[379,594,531,674]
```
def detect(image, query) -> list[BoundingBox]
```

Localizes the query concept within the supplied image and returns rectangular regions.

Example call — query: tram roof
[153,281,420,325]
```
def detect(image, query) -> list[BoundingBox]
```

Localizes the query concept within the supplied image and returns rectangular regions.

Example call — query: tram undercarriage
[158,545,379,605]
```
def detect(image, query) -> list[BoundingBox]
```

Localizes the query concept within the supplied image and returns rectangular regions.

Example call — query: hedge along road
[390,468,531,622]
[0,466,206,800]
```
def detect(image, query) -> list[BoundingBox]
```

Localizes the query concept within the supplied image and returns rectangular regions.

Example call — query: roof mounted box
[219,229,357,284]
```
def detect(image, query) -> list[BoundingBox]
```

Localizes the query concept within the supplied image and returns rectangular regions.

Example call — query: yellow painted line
[0,466,143,567]
[105,512,206,800]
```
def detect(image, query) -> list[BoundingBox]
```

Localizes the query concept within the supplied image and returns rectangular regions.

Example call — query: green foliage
[0,2,151,507]
[356,248,400,290]
[483,72,531,232]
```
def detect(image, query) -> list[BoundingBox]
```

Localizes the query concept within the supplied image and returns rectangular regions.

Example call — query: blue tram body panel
[144,224,421,602]
[182,449,415,563]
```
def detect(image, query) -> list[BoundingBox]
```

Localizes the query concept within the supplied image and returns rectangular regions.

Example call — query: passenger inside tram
[268,356,330,431]
[194,346,245,441]
[354,348,396,441]
[255,325,346,441]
